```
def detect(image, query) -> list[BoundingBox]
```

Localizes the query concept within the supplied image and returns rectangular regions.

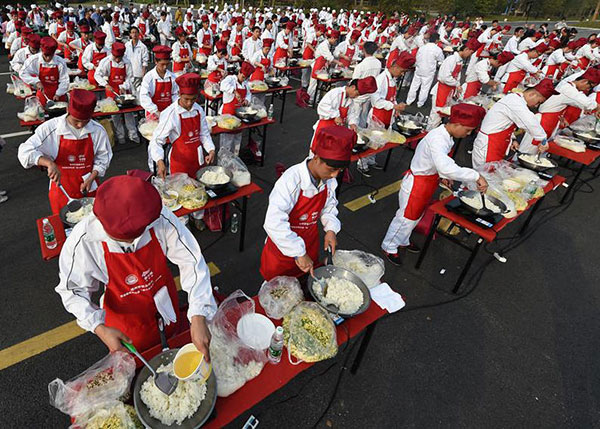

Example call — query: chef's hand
[323,230,337,255]
[190,315,211,363]
[334,116,344,125]
[205,150,215,165]
[441,178,454,189]
[95,324,131,353]
[36,82,44,91]
[46,161,61,183]
[105,84,113,93]
[394,102,407,112]
[538,141,549,153]
[53,95,60,101]
[295,254,313,274]
[510,139,520,151]
[559,116,569,128]
[81,176,95,193]
[476,175,488,193]
[156,160,167,179]
[242,99,250,106]
[349,124,358,133]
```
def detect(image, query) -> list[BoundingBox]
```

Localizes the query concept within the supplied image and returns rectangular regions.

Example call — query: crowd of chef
[4,2,599,356]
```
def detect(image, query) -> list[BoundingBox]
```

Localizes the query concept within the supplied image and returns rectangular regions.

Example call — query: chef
[381,104,489,265]
[462,51,513,100]
[502,43,546,94]
[300,23,324,88]
[172,26,192,75]
[140,45,179,120]
[82,31,110,86]
[183,12,195,35]
[19,36,69,107]
[406,33,444,108]
[273,21,294,66]
[157,11,172,46]
[543,41,575,80]
[196,14,213,57]
[69,24,91,72]
[520,70,600,154]
[57,21,78,61]
[242,26,263,62]
[503,27,525,55]
[334,29,360,68]
[310,76,377,152]
[55,174,217,354]
[260,125,355,280]
[133,10,150,39]
[11,33,41,73]
[94,41,138,145]
[17,89,112,214]
[250,38,274,107]
[472,79,556,169]
[308,29,343,101]
[124,26,149,83]
[10,26,33,58]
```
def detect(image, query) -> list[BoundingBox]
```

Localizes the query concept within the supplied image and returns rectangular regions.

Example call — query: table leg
[560,163,585,204]
[518,197,544,235]
[383,149,393,172]
[239,196,248,252]
[280,89,287,123]
[350,321,378,375]
[260,124,268,167]
[452,238,482,294]
[415,214,441,269]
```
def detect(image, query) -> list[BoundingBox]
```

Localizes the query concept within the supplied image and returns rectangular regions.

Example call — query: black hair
[363,41,378,55]
[429,33,439,43]
[160,11,166,16]
[348,79,359,87]
[129,26,139,34]
[252,26,260,32]
[515,26,524,33]
[480,24,487,30]
[321,157,350,169]
[265,19,272,26]
[492,20,498,24]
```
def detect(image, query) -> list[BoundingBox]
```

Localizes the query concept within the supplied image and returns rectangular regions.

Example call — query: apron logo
[188,131,194,137]
[125,274,138,285]
[311,211,319,220]
[299,214,308,221]
[160,92,165,97]
[67,155,76,162]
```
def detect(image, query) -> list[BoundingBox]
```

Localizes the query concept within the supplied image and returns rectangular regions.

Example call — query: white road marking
[1,130,32,138]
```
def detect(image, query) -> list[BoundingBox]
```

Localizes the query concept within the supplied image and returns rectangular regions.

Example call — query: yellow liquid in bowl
[174,351,202,378]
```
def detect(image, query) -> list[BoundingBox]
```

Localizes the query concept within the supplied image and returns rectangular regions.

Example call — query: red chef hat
[111,41,125,57]
[350,29,361,41]
[21,26,32,35]
[68,88,97,121]
[175,72,202,95]
[15,21,24,31]
[27,33,41,50]
[66,21,75,30]
[186,12,192,19]
[465,37,483,51]
[496,51,514,65]
[567,41,578,50]
[262,38,274,49]
[534,43,548,54]
[215,40,227,51]
[503,25,511,31]
[94,30,107,44]
[327,29,340,39]
[285,21,295,31]
[40,36,58,56]
[175,26,185,37]
[240,61,255,78]
[18,10,27,19]
[93,176,162,241]
[314,125,355,165]
[80,24,90,33]
[581,68,600,85]
[549,39,561,49]
[153,45,172,60]
[201,14,209,22]
[406,26,417,36]
[316,24,326,33]
[534,31,543,38]
[142,10,150,19]
[221,30,231,38]
[532,78,558,99]
[236,16,244,25]
[391,51,416,69]
[450,103,486,128]
[356,76,377,95]
[548,33,557,40]
[113,12,120,20]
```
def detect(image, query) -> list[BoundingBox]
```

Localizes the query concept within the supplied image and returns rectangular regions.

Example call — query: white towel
[153,286,178,325]
[369,283,406,313]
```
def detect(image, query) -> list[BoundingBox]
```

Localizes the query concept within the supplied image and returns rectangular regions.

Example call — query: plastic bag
[71,401,141,429]
[152,173,207,210]
[216,114,241,130]
[258,276,304,319]
[332,250,385,288]
[137,117,159,140]
[249,80,268,92]
[11,74,33,97]
[196,52,208,64]
[275,57,287,68]
[217,147,251,187]
[48,351,136,419]
[97,98,119,113]
[17,96,44,121]
[209,290,268,397]
[69,76,95,90]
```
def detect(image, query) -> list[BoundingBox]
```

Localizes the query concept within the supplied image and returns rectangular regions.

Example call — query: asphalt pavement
[1,41,600,428]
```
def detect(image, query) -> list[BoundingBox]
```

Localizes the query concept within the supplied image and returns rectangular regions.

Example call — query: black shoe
[357,166,372,177]
[370,163,384,170]
[383,251,403,266]
[403,243,421,253]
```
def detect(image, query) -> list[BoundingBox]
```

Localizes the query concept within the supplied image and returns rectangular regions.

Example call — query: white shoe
[0,195,8,203]
[0,190,6,196]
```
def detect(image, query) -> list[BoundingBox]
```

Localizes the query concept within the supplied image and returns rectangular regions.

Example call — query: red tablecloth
[351,132,428,162]
[210,117,275,135]
[140,295,388,429]
[201,85,293,101]
[428,174,566,243]
[20,105,144,127]
[548,141,600,166]
[174,182,263,217]
[36,214,66,260]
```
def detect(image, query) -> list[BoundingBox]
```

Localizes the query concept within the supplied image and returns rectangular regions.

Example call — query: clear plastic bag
[17,96,44,121]
[258,276,304,319]
[11,74,33,97]
[203,79,221,97]
[152,172,207,210]
[216,114,241,130]
[332,250,385,288]
[249,80,268,92]
[69,76,95,90]
[217,147,251,187]
[137,117,159,140]
[282,301,337,364]
[209,290,268,397]
[48,351,136,419]
[71,401,142,429]
[97,97,119,113]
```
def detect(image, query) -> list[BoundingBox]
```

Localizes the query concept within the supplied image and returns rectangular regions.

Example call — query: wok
[59,196,95,228]
[517,153,558,172]
[235,106,262,123]
[394,116,425,136]
[265,76,282,88]
[457,190,508,218]
[196,165,232,190]
[329,69,343,79]
[573,130,600,146]
[45,102,68,118]
[116,94,137,108]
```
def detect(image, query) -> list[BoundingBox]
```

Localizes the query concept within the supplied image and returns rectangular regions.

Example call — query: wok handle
[156,313,170,351]
[325,246,333,265]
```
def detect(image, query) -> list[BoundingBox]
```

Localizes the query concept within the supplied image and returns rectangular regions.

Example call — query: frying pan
[517,153,558,172]
[457,190,508,218]
[196,166,232,190]
[59,197,95,228]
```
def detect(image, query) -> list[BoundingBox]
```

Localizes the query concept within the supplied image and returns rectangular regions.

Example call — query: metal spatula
[122,341,178,395]
[41,91,55,108]
[480,192,487,210]
[57,183,82,212]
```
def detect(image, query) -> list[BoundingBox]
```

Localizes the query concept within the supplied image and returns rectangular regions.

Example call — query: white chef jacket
[124,39,149,78]
[196,28,213,48]
[19,53,69,97]
[333,40,359,61]
[68,38,88,54]
[389,34,409,53]
[314,39,334,62]
[219,74,252,108]
[410,124,480,181]
[352,55,381,79]
[465,57,491,84]
[450,28,462,41]
[413,34,426,50]
[263,159,341,258]
[576,43,599,61]
[369,68,397,111]
[275,29,290,50]
[10,46,36,72]
[538,82,597,113]
[94,56,133,90]
[250,49,272,69]
[414,42,444,77]
[148,102,215,168]
[207,54,227,72]
[55,207,218,333]
[503,35,521,55]
[18,114,112,178]
[57,31,78,46]
[172,40,192,63]
[183,19,195,34]
[10,36,26,56]
[82,43,111,71]
[438,26,450,46]
[546,48,567,66]
[139,67,180,115]
[518,37,536,52]
[316,86,359,125]
[503,52,538,81]
[242,37,262,61]
[100,21,116,47]
[133,17,150,35]
[303,26,316,50]
[157,18,171,38]
[437,52,463,87]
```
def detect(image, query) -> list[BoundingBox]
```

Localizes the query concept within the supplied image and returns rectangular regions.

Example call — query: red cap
[21,27,32,35]
[142,10,150,19]
[27,33,41,50]
[18,10,27,19]
[392,51,416,69]
[314,125,355,162]
[236,16,244,25]
[548,33,557,40]
[465,37,483,51]
[111,41,125,57]
[406,26,417,36]
[262,38,274,49]
[80,24,90,33]
[186,12,192,18]
[350,29,361,41]
[567,41,578,50]
[503,25,511,31]
[201,14,209,22]
[221,30,231,38]
[285,21,295,31]
[533,78,558,99]
[94,30,106,44]
[534,43,548,54]
[215,40,227,51]
[40,36,58,56]
[175,26,185,37]
[175,72,202,95]
[152,45,172,60]
[93,176,162,241]
[357,76,377,95]
[240,61,255,78]
[68,89,97,121]
[316,24,326,33]
[327,29,340,39]
[450,103,486,128]
[496,51,514,65]
[549,39,561,49]
[534,31,543,38]
[581,68,600,85]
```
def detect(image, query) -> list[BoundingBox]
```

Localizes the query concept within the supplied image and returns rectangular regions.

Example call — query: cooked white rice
[314,277,363,314]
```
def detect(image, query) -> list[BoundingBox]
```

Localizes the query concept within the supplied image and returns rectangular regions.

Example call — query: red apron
[273,36,289,65]
[532,110,563,145]
[302,39,316,60]
[311,55,328,79]
[77,39,89,71]
[483,124,518,163]
[37,63,63,107]
[503,69,526,94]
[48,134,96,214]
[169,112,204,178]
[578,57,590,70]
[371,75,396,127]
[151,78,173,114]
[222,85,247,115]
[403,171,440,221]
[545,64,559,79]
[558,62,570,79]
[102,228,180,353]
[184,22,193,34]
[435,62,462,108]
[310,91,349,152]
[139,22,147,38]
[339,44,355,68]
[210,22,217,33]
[232,33,243,56]
[562,105,582,128]
[63,32,76,60]
[105,62,126,98]
[260,188,328,281]
[463,80,483,99]
[88,50,107,86]
[251,57,270,81]
[201,32,212,55]
[112,24,121,39]
[56,24,65,38]
[173,44,189,72]
[207,67,223,83]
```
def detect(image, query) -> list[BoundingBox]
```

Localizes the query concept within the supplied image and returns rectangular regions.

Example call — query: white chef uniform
[139,67,180,118]
[124,39,149,79]
[219,74,252,154]
[307,39,336,100]
[428,52,463,129]
[19,52,70,98]
[10,45,37,73]
[407,42,444,108]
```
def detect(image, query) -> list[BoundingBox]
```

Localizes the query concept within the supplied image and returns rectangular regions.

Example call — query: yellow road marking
[0,263,220,371]
[344,180,402,212]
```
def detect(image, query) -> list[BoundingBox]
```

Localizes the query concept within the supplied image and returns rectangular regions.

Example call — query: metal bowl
[235,106,261,123]
[116,94,137,107]
[288,58,299,67]
[517,153,558,171]
[394,116,425,136]
[45,102,68,117]
[265,76,282,88]
[457,190,508,217]
[330,70,343,79]
[59,197,95,228]
[196,165,232,190]
[133,348,218,429]
[308,265,371,318]
[573,130,600,145]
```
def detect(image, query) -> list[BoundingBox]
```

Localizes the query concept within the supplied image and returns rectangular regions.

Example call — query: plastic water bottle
[230,212,239,234]
[42,218,57,249]
[268,326,284,364]
[523,180,537,197]
[267,103,274,119]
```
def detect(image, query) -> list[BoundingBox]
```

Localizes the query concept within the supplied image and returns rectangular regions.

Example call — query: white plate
[168,203,182,212]
[236,313,275,350]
